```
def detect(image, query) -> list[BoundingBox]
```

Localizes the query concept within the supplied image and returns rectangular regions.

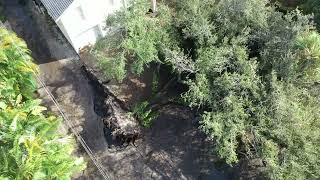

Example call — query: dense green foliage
[300,0,320,30]
[276,0,320,30]
[91,0,178,81]
[0,28,85,179]
[94,0,320,178]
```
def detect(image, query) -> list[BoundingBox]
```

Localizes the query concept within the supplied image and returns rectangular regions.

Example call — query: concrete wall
[56,0,123,52]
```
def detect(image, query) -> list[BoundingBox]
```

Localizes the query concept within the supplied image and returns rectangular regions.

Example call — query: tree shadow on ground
[3,0,77,64]
[139,104,232,180]
[38,59,234,179]
[37,60,110,179]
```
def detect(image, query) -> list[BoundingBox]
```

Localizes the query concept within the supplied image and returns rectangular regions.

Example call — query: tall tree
[94,0,320,178]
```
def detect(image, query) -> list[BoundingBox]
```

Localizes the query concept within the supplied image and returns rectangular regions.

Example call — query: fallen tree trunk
[104,96,141,136]
[80,64,141,145]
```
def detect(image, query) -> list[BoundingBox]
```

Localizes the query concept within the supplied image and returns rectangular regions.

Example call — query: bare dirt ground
[35,58,230,180]
[35,57,230,180]
[3,1,232,179]
[37,59,108,179]
[81,52,232,180]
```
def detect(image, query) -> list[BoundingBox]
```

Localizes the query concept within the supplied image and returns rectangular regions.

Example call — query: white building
[39,0,124,53]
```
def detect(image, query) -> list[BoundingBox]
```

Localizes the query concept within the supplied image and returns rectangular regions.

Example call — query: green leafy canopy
[94,0,320,179]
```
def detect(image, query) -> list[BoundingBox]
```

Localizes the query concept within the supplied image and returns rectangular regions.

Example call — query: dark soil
[3,0,52,63]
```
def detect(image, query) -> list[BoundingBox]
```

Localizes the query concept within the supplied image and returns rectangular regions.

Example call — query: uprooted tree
[92,0,320,179]
[0,28,85,179]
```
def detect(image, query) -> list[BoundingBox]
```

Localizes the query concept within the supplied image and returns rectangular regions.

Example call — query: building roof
[40,0,74,20]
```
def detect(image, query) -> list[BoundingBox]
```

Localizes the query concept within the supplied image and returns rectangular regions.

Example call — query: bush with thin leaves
[91,0,179,81]
[95,0,320,178]
[132,101,158,128]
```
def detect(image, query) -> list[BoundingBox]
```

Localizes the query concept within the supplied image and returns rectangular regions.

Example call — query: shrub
[0,28,85,179]
[133,101,158,128]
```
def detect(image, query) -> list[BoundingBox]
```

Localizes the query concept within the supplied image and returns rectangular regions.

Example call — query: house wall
[56,0,123,52]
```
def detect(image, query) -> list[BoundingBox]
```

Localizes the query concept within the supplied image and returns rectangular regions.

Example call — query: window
[76,6,86,20]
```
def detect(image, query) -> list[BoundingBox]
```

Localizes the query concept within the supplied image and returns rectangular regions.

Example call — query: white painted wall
[55,0,123,52]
